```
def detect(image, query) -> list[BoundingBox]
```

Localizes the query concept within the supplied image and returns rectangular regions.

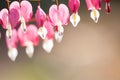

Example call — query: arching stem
[56,0,59,9]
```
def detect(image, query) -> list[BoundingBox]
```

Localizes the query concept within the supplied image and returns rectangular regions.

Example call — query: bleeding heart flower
[49,4,69,42]
[18,24,39,58]
[68,0,80,27]
[104,0,110,14]
[0,8,19,38]
[85,0,102,23]
[6,29,18,61]
[10,0,33,32]
[42,19,54,53]
[35,6,47,39]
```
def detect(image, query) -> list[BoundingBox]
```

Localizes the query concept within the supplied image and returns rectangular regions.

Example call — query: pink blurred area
[0,0,120,80]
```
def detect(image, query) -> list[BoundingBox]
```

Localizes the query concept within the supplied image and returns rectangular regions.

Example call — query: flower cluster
[0,0,110,61]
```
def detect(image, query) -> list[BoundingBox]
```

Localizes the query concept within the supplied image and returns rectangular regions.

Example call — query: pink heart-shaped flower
[49,4,69,26]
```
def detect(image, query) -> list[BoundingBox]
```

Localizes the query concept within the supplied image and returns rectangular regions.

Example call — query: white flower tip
[6,28,12,39]
[20,17,27,32]
[8,48,18,61]
[55,32,63,43]
[38,27,47,39]
[25,41,34,58]
[26,44,34,58]
[70,12,80,27]
[90,9,100,23]
[42,39,54,53]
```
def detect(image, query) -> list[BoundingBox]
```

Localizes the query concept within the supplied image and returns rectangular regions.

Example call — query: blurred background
[0,0,120,80]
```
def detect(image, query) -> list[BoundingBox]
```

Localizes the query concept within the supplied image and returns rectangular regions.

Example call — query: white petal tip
[70,12,80,27]
[38,27,47,39]
[55,32,63,43]
[25,41,34,58]
[8,48,18,61]
[26,45,34,58]
[43,40,54,53]
[90,9,100,23]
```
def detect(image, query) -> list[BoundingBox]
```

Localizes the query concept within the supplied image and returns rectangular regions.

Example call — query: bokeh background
[0,0,120,80]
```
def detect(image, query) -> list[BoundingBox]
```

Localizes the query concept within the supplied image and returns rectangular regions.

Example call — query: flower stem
[56,0,59,9]
[6,0,10,11]
[38,0,40,6]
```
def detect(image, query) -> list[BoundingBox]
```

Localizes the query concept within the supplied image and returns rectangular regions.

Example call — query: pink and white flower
[49,4,69,42]
[0,4,19,61]
[10,0,33,31]
[18,24,39,58]
[68,0,80,27]
[42,19,54,53]
[35,6,47,39]
[85,0,102,23]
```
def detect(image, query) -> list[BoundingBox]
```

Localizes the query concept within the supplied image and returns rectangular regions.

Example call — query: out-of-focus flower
[18,24,39,58]
[10,0,33,32]
[104,0,110,14]
[68,0,80,27]
[49,4,69,42]
[86,0,102,23]
[42,19,54,53]
[6,29,18,61]
[0,4,19,61]
[35,6,47,39]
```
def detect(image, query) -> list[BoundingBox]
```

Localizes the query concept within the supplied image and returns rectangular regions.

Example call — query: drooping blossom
[104,0,110,14]
[10,0,33,31]
[35,6,47,39]
[42,19,54,53]
[68,0,80,27]
[18,24,39,58]
[49,4,69,42]
[6,29,18,61]
[35,5,54,53]
[85,0,102,23]
[0,5,19,61]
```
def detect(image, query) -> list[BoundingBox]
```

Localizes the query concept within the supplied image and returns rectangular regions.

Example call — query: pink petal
[20,0,33,22]
[68,0,80,13]
[105,0,110,3]
[86,0,101,10]
[18,24,39,46]
[105,2,110,13]
[6,29,18,48]
[0,8,8,29]
[9,8,20,28]
[59,4,70,25]
[35,6,46,27]
[43,20,54,39]
[9,1,20,10]
[49,4,69,26]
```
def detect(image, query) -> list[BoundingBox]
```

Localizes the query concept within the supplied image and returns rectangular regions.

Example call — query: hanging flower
[6,29,18,61]
[35,6,47,39]
[68,0,80,27]
[18,24,39,58]
[10,0,33,32]
[0,5,19,61]
[104,0,110,14]
[49,4,69,42]
[42,19,54,53]
[85,0,102,23]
